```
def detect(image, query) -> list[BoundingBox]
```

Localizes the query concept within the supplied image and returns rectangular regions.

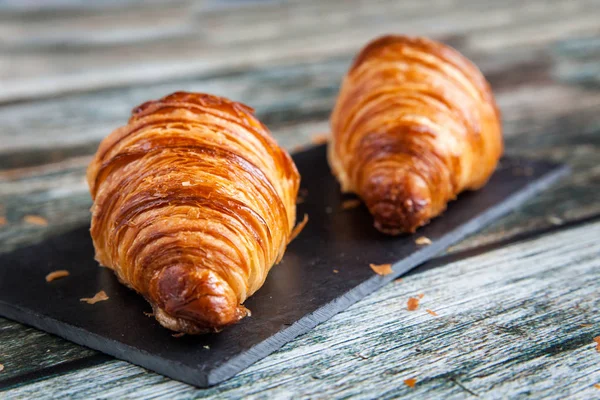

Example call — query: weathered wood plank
[3,221,599,398]
[1,0,598,102]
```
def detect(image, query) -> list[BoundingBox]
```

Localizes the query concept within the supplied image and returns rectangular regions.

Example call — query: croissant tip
[151,265,243,333]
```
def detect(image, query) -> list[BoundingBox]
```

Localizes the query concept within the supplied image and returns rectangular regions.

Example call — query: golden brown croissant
[87,92,300,334]
[329,35,503,234]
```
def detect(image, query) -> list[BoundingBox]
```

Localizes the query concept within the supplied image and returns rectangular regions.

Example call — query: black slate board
[0,145,567,387]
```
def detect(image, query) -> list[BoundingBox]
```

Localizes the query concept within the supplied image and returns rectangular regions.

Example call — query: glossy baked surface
[87,92,300,333]
[330,35,503,234]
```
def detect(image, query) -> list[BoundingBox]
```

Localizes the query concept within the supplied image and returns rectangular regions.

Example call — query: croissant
[87,92,300,334]
[329,35,503,234]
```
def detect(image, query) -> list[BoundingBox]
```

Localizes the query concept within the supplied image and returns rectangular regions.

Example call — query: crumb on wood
[407,297,420,311]
[23,215,48,226]
[426,309,438,316]
[289,214,309,242]
[172,332,185,338]
[333,269,339,274]
[181,181,191,187]
[311,133,330,145]
[404,378,416,388]
[80,290,109,305]
[594,336,600,352]
[45,270,70,282]
[370,263,393,276]
[415,236,432,245]
[341,199,361,210]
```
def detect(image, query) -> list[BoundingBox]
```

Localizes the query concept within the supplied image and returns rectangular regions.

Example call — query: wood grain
[3,221,599,398]
[0,0,598,102]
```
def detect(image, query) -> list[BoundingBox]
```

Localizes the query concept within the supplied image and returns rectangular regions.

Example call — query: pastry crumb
[23,215,48,226]
[0,364,4,373]
[547,216,563,225]
[311,133,329,145]
[594,383,600,389]
[172,332,185,338]
[80,291,109,305]
[594,336,600,352]
[333,269,339,274]
[426,309,438,316]
[45,270,70,282]
[143,312,154,317]
[404,378,416,388]
[181,181,191,187]
[370,263,393,276]
[407,297,420,311]
[355,352,369,360]
[0,217,6,226]
[341,199,361,210]
[418,293,424,299]
[415,236,432,245]
[289,214,309,242]
[203,345,210,350]
[581,323,592,328]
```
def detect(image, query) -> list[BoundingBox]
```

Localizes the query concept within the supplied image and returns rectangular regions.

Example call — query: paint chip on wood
[341,199,361,210]
[370,263,393,275]
[404,378,416,388]
[80,291,109,305]
[45,270,70,282]
[407,297,420,311]
[23,215,48,226]
[289,214,309,242]
[426,309,438,316]
[415,236,432,245]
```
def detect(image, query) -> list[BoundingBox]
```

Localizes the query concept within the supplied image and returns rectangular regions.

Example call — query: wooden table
[1,0,599,398]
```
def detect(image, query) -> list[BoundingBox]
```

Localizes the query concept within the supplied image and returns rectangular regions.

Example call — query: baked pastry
[87,92,300,334]
[329,35,503,234]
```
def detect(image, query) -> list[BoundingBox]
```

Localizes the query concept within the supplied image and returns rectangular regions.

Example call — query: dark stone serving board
[0,145,567,387]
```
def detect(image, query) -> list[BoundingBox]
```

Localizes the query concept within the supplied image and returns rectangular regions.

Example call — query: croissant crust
[329,35,503,234]
[87,92,300,333]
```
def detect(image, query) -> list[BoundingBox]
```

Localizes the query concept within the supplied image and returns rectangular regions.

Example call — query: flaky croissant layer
[87,92,300,333]
[329,35,503,234]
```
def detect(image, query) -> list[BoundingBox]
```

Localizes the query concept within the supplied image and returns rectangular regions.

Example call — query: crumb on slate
[370,263,393,276]
[289,214,309,242]
[341,199,361,210]
[0,217,6,226]
[310,133,330,145]
[426,309,438,316]
[23,215,48,226]
[594,336,600,352]
[80,291,109,305]
[415,236,432,245]
[45,270,70,282]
